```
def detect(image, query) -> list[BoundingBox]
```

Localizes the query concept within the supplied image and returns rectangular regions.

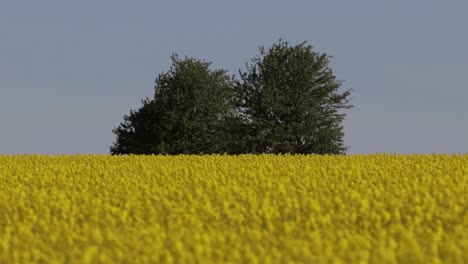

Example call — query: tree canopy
[234,40,353,154]
[111,40,353,155]
[110,55,237,155]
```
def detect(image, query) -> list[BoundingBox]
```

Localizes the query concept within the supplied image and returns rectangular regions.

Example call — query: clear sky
[1,0,467,154]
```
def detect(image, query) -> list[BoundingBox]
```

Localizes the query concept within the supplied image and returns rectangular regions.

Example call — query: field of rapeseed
[0,154,466,263]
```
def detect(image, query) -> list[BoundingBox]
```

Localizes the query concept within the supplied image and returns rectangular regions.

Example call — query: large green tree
[110,55,238,155]
[234,40,353,154]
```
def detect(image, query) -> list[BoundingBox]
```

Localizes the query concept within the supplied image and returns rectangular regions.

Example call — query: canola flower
[0,154,466,263]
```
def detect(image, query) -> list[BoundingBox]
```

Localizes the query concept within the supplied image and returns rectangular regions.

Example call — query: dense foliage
[0,154,466,263]
[111,55,237,155]
[235,40,353,154]
[111,40,353,155]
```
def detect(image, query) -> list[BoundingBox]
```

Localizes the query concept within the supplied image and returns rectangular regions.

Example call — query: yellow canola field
[0,154,466,263]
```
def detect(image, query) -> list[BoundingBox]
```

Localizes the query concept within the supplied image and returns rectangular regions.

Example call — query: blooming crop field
[0,154,466,263]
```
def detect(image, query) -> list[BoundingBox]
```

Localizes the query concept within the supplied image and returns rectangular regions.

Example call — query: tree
[234,40,353,154]
[110,55,238,155]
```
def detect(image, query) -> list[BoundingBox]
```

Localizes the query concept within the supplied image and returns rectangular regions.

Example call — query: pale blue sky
[1,1,467,154]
